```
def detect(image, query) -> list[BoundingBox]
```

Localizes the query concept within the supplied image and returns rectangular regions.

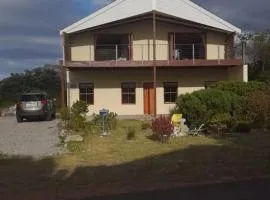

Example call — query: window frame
[121,82,136,105]
[79,83,94,105]
[164,82,178,104]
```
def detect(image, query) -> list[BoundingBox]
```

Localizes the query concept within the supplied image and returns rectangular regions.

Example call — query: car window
[20,94,44,102]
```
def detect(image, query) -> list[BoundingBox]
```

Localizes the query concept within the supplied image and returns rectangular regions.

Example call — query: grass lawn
[1,120,270,199]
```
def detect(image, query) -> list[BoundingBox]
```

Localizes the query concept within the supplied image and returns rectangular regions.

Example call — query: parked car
[16,92,56,123]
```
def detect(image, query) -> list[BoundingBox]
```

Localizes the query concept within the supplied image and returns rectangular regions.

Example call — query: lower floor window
[164,82,178,103]
[122,82,136,104]
[79,83,94,105]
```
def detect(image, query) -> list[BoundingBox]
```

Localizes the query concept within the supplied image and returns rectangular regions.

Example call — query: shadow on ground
[1,133,270,200]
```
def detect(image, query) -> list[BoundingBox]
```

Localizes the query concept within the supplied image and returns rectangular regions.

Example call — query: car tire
[16,116,23,123]
[45,112,52,121]
[51,112,56,119]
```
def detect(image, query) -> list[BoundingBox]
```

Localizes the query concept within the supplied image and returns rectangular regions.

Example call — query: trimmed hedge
[173,81,270,130]
[175,89,241,129]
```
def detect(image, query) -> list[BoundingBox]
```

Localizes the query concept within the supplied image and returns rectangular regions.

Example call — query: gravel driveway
[0,117,66,157]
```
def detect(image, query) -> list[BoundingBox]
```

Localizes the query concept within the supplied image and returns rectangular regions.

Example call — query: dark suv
[16,92,56,123]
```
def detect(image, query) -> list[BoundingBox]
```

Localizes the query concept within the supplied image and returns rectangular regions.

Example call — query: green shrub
[92,112,118,131]
[71,100,89,116]
[246,91,270,128]
[175,89,241,129]
[141,123,152,130]
[151,115,174,142]
[232,121,252,133]
[211,81,267,96]
[59,101,89,133]
[60,107,71,121]
[126,126,137,140]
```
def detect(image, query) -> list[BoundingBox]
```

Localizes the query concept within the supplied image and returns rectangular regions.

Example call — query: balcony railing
[65,43,243,68]
[93,43,226,61]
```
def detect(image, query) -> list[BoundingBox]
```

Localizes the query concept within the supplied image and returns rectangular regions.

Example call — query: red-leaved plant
[151,115,174,142]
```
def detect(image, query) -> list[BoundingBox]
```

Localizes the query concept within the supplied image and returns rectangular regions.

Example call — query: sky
[0,0,269,79]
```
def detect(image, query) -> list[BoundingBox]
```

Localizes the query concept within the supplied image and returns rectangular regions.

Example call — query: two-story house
[60,0,247,116]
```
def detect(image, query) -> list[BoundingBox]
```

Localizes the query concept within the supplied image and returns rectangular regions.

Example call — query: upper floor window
[164,82,178,103]
[122,82,136,104]
[79,83,94,105]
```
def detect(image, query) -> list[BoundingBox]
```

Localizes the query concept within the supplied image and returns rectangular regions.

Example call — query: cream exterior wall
[206,31,226,60]
[67,20,226,61]
[228,65,247,82]
[68,68,228,115]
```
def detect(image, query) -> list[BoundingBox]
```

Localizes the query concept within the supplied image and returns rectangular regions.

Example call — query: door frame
[143,82,154,115]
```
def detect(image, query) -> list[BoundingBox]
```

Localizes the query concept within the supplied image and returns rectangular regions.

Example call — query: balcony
[65,43,243,69]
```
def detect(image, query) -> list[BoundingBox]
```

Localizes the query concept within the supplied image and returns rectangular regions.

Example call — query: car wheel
[52,112,56,119]
[45,112,52,121]
[16,116,23,123]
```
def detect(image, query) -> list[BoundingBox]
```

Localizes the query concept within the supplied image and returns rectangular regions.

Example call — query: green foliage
[60,107,71,121]
[151,116,174,142]
[0,100,15,108]
[126,126,137,140]
[245,91,270,128]
[232,121,252,133]
[211,81,267,96]
[84,121,99,136]
[175,89,240,129]
[0,65,60,103]
[92,112,118,131]
[59,101,89,133]
[71,101,89,116]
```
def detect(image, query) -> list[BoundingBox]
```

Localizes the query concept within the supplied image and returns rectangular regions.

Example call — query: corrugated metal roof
[60,0,241,34]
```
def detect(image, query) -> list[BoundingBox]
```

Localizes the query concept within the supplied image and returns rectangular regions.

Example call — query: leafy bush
[246,91,270,128]
[92,112,118,131]
[59,101,89,133]
[71,100,89,116]
[151,116,174,142]
[175,89,241,129]
[126,126,137,140]
[211,81,267,96]
[141,123,152,130]
[232,121,252,133]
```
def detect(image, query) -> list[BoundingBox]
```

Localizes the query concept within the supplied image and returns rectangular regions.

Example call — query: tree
[0,65,61,102]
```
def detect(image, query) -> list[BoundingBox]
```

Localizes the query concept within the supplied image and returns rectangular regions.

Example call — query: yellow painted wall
[228,65,245,81]
[67,20,214,61]
[68,68,228,115]
[207,31,226,60]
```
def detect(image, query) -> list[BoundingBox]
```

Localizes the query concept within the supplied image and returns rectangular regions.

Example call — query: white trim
[243,65,248,82]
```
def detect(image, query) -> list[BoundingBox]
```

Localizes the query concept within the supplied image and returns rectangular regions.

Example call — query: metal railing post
[192,44,195,64]
[141,45,144,63]
[115,44,118,62]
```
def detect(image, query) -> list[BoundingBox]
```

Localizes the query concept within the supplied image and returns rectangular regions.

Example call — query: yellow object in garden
[171,114,182,126]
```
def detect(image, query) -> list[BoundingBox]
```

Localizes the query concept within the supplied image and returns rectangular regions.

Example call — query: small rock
[64,135,83,143]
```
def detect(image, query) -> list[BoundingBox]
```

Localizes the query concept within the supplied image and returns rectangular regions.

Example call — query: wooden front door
[144,83,154,115]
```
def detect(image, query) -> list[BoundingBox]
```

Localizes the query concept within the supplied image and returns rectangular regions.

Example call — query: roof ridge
[180,0,238,32]
[61,0,127,34]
